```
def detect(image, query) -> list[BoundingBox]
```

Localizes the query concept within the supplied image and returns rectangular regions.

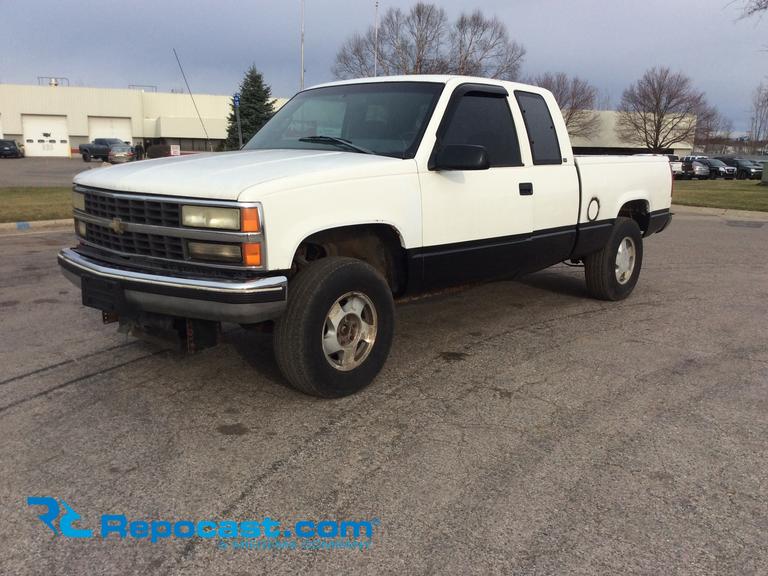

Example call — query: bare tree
[528,72,600,138]
[694,104,735,154]
[742,0,768,17]
[615,67,705,153]
[713,117,735,155]
[749,83,768,153]
[332,3,525,80]
[449,11,526,80]
[694,104,721,152]
[333,31,378,79]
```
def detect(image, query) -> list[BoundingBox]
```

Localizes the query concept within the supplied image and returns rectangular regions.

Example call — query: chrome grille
[83,190,180,227]
[85,222,185,260]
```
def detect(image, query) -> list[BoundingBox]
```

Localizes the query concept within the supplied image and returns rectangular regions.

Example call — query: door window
[441,94,522,167]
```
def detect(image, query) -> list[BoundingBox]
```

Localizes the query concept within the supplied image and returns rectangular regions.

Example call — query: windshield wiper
[298,136,373,155]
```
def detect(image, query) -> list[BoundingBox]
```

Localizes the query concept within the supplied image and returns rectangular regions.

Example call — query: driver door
[416,85,535,288]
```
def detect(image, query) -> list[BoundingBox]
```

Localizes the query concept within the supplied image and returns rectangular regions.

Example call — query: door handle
[519,182,534,196]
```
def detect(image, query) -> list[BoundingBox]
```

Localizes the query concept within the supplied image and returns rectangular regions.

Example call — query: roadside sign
[234,93,243,148]
[170,144,181,156]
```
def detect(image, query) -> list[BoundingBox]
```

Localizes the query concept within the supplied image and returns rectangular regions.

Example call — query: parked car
[59,75,672,397]
[0,139,23,158]
[681,159,710,180]
[79,138,134,163]
[107,144,135,164]
[697,158,736,180]
[716,157,764,180]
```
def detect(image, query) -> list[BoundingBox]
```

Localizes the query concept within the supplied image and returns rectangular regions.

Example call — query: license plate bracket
[81,276,126,313]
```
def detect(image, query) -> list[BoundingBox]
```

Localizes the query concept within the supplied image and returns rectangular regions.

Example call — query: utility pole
[300,0,305,90]
[374,1,379,77]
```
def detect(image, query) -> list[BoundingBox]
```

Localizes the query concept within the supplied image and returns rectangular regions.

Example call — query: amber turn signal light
[241,207,261,232]
[243,243,262,266]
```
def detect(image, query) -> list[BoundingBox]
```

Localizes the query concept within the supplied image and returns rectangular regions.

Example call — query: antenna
[300,0,305,89]
[172,48,211,151]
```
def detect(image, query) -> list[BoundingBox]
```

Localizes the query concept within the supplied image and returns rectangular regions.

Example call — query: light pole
[374,1,379,77]
[300,0,305,90]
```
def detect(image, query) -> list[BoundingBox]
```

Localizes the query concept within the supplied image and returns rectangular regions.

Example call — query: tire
[584,217,643,301]
[273,257,395,398]
[82,153,91,162]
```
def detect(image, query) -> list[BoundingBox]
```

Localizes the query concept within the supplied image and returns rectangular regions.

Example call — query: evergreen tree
[224,66,275,150]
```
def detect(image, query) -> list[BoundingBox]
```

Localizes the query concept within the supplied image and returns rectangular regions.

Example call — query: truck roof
[308,75,549,96]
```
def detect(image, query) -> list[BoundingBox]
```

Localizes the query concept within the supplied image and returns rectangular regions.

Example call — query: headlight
[182,206,241,230]
[72,191,85,212]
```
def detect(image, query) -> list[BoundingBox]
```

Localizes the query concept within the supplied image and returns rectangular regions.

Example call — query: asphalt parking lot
[0,157,96,187]
[2,209,767,575]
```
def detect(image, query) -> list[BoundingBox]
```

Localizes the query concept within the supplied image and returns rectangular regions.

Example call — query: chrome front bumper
[58,248,287,324]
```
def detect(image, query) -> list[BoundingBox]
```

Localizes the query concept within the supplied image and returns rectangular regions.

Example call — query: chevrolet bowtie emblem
[109,217,126,235]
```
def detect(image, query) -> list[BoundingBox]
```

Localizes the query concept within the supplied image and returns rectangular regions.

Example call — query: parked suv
[0,139,23,158]
[716,157,764,180]
[697,158,736,179]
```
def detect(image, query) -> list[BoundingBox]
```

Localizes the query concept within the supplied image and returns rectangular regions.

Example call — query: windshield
[708,159,726,167]
[0,140,15,147]
[244,82,444,159]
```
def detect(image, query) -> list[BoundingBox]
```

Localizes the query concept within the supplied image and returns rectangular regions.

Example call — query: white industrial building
[0,83,287,157]
[571,110,693,158]
[0,82,690,158]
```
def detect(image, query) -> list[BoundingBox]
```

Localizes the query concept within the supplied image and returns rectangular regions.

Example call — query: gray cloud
[2,0,765,131]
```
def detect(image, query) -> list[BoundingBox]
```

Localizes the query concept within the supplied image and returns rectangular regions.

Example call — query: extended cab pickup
[79,138,134,163]
[59,76,672,397]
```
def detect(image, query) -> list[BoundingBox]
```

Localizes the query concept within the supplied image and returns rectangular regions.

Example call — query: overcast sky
[2,0,765,131]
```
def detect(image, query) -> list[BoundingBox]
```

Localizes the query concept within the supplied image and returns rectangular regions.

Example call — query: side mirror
[432,144,489,171]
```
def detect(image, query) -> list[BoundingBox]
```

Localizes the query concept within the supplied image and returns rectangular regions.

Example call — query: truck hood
[73,149,413,201]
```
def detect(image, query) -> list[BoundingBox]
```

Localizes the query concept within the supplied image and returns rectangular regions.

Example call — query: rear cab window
[515,91,562,165]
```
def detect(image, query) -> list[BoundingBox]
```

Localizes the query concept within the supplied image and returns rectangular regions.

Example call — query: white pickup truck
[59,76,672,397]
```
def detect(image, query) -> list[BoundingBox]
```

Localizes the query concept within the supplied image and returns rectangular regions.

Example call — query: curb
[0,218,73,234]
[671,204,768,220]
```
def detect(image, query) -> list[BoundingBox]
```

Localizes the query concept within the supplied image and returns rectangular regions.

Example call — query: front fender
[249,173,422,271]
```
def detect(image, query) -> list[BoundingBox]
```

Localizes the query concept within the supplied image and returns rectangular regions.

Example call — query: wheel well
[291,224,407,295]
[618,200,650,233]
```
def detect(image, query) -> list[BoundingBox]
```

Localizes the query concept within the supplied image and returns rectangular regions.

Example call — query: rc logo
[26,497,379,550]
[27,497,93,538]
